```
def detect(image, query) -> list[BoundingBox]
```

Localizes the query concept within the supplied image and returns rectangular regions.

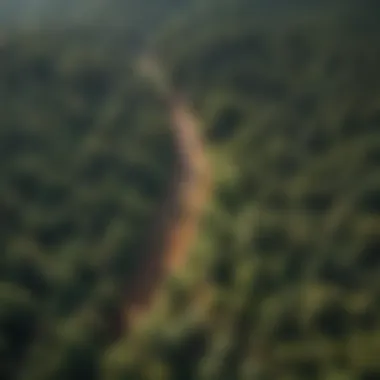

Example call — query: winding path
[121,55,212,331]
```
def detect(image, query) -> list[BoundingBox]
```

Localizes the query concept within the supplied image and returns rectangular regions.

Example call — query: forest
[0,1,379,379]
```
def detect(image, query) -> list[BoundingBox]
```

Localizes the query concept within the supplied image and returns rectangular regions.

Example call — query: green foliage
[0,31,176,379]
[1,1,380,380]
[145,3,380,380]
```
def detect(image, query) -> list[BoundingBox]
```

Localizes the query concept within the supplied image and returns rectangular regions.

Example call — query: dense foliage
[0,33,176,379]
[148,5,380,380]
[0,1,379,380]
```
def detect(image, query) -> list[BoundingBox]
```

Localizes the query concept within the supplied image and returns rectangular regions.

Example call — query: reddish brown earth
[121,69,212,332]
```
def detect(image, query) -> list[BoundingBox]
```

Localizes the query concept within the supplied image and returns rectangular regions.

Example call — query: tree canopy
[0,1,379,379]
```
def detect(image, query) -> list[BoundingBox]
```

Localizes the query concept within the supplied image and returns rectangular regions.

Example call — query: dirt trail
[121,57,212,330]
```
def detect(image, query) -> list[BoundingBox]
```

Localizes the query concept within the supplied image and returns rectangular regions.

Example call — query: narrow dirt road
[121,56,212,330]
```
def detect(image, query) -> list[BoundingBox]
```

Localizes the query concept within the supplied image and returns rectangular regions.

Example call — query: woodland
[0,1,379,379]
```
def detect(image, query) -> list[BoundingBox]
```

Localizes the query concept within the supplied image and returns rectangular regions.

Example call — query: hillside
[107,3,380,380]
[0,1,380,380]
[0,32,177,379]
